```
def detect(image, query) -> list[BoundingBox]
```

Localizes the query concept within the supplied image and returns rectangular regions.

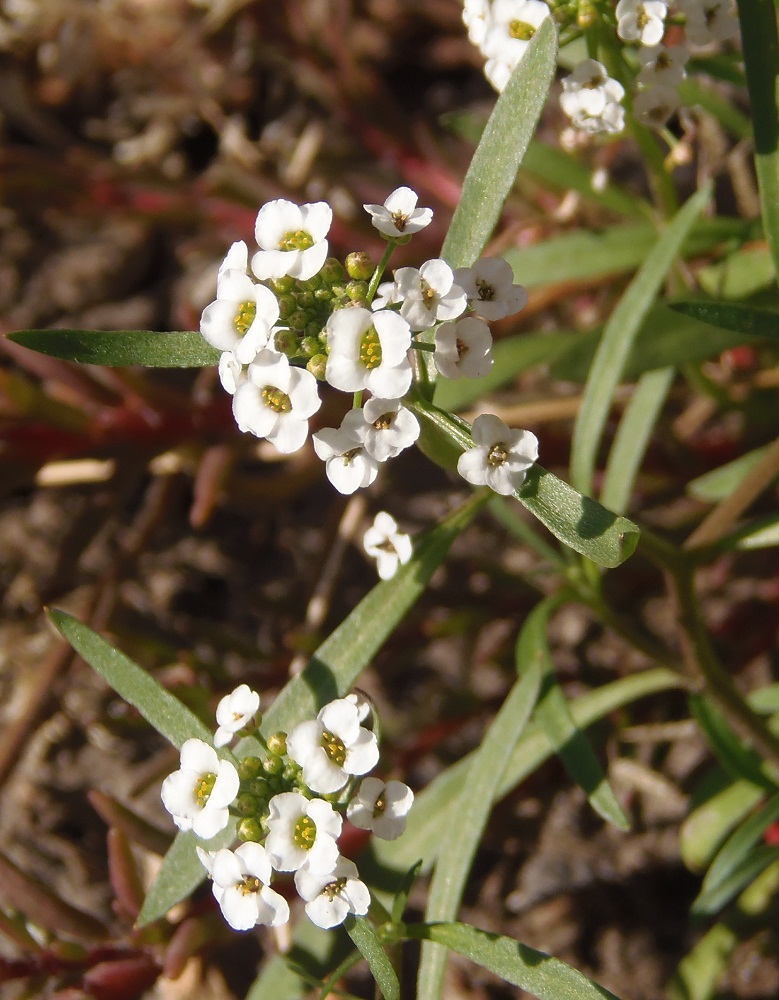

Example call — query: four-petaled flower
[313,421,380,495]
[160,739,239,839]
[200,269,280,354]
[454,258,527,322]
[457,413,539,496]
[347,777,414,840]
[265,791,342,873]
[354,397,420,463]
[363,511,413,580]
[394,259,467,332]
[197,843,289,930]
[252,199,332,281]
[286,698,380,794]
[214,684,260,748]
[434,317,493,380]
[325,307,413,397]
[295,856,371,929]
[363,186,433,239]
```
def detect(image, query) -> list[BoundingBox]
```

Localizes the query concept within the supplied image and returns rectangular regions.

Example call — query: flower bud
[306,353,328,380]
[345,251,375,281]
[262,755,284,776]
[273,328,300,357]
[237,817,264,842]
[267,732,287,756]
[346,280,369,301]
[237,756,263,781]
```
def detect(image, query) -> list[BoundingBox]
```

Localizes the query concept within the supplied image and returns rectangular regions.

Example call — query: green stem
[366,241,397,304]
[630,122,679,218]
[410,341,435,352]
[737,0,779,282]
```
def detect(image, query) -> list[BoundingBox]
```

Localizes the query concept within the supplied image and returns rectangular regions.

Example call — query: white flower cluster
[463,0,551,93]
[199,188,534,497]
[560,59,626,136]
[161,686,414,932]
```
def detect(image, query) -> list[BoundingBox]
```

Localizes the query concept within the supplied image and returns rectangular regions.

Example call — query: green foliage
[345,918,400,1000]
[7,329,220,367]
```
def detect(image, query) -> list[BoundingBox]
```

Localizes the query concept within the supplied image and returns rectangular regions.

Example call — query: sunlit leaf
[7,329,220,367]
[701,792,779,899]
[345,917,400,1000]
[687,445,772,502]
[691,845,779,916]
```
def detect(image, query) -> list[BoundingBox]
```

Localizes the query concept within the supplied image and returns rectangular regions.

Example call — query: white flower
[480,0,551,93]
[434,317,493,380]
[347,777,414,840]
[286,697,380,795]
[265,791,342,873]
[200,269,280,353]
[372,279,400,310]
[325,307,413,397]
[634,85,680,129]
[214,684,260,748]
[462,0,491,50]
[344,691,372,723]
[637,44,688,89]
[197,843,289,931]
[363,186,433,238]
[353,397,420,462]
[616,0,668,46]
[232,349,321,453]
[218,351,245,395]
[252,199,332,281]
[217,240,249,277]
[313,422,380,495]
[454,257,528,321]
[457,413,539,496]
[560,60,625,135]
[679,0,738,46]
[394,259,467,332]
[160,739,239,840]
[363,511,413,580]
[295,856,370,929]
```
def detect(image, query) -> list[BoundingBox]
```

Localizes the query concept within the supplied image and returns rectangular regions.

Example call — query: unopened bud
[345,251,374,281]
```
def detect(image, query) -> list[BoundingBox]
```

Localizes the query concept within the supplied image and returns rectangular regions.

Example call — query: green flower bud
[300,336,321,358]
[306,354,328,380]
[297,292,315,309]
[237,817,264,842]
[270,275,296,294]
[262,755,284,776]
[237,756,264,781]
[345,251,375,281]
[346,280,369,301]
[247,777,270,799]
[273,328,300,357]
[314,287,333,302]
[320,257,346,284]
[235,792,259,816]
[277,294,296,320]
[266,732,288,756]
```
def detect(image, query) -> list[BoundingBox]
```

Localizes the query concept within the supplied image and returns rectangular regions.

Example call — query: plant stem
[366,241,397,303]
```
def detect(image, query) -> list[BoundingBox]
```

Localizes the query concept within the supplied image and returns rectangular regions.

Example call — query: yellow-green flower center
[322,729,347,766]
[322,877,348,901]
[509,19,536,40]
[279,229,315,251]
[234,300,257,335]
[194,772,217,806]
[342,447,362,464]
[359,327,383,370]
[261,385,292,413]
[294,815,317,849]
[239,876,262,896]
[487,443,508,467]
[420,280,437,306]
[373,412,393,430]
[391,210,409,232]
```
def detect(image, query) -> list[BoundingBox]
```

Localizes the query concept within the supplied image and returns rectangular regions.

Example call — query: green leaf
[680,777,765,873]
[533,602,630,830]
[345,917,400,1000]
[417,613,543,1000]
[409,393,640,568]
[690,694,778,792]
[391,860,423,925]
[137,496,485,925]
[433,330,578,412]
[504,217,752,291]
[550,303,768,383]
[600,367,674,515]
[246,918,337,1000]
[701,792,779,899]
[669,300,779,341]
[440,19,557,271]
[48,609,212,748]
[668,922,738,1000]
[697,246,775,298]
[570,186,712,496]
[691,844,779,916]
[368,668,681,882]
[7,329,220,367]
[736,0,779,281]
[698,513,779,557]
[687,445,773,502]
[405,923,620,1000]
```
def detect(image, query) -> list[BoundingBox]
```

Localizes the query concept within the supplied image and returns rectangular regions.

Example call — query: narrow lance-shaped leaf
[404,923,620,1000]
[345,917,400,1000]
[530,600,629,830]
[417,612,543,1000]
[7,329,221,367]
[691,846,779,916]
[570,185,711,497]
[670,300,779,342]
[138,494,486,926]
[701,791,779,898]
[408,391,640,568]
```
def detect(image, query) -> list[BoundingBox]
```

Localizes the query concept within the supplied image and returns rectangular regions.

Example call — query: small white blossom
[454,258,528,321]
[372,279,400,310]
[232,349,321,453]
[363,512,413,580]
[313,422,380,495]
[160,739,239,840]
[287,697,380,795]
[295,856,370,929]
[214,684,260,748]
[218,351,245,395]
[457,413,539,496]
[325,307,413,397]
[347,777,414,840]
[462,0,491,49]
[560,60,625,135]
[200,269,280,354]
[434,317,493,380]
[634,85,680,129]
[616,0,668,46]
[363,186,433,238]
[480,0,551,93]
[197,843,289,931]
[679,0,738,46]
[355,397,420,462]
[344,691,372,723]
[252,199,332,281]
[637,44,688,89]
[394,259,467,332]
[217,240,249,277]
[265,791,342,873]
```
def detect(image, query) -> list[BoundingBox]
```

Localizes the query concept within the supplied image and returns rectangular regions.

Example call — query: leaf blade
[345,917,400,1000]
[7,329,220,367]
